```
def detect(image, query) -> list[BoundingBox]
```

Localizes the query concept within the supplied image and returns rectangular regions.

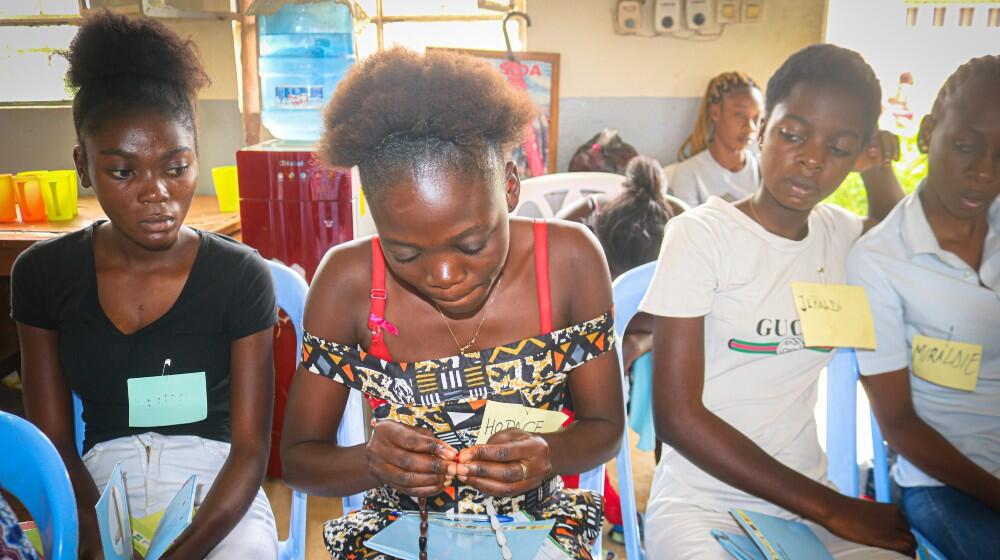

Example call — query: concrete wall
[525,0,826,170]
[0,1,829,188]
[0,101,243,195]
[0,17,240,195]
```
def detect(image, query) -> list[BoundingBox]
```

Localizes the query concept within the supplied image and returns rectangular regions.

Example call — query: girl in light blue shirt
[847,54,1000,560]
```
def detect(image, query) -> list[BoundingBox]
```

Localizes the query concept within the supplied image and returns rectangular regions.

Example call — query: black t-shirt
[11,222,277,452]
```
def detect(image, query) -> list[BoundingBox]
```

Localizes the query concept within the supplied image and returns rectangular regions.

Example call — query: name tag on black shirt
[127,372,208,427]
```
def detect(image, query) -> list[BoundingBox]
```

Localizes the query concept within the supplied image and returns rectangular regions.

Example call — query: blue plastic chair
[825,349,948,560]
[0,411,79,559]
[268,260,310,560]
[600,261,657,560]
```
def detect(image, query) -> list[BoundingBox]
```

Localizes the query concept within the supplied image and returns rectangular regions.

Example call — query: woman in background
[668,71,764,207]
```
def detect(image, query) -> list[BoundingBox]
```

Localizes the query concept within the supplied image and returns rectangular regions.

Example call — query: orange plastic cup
[13,175,47,222]
[0,174,17,222]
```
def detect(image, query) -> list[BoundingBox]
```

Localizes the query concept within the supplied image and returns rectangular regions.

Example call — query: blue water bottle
[258,1,355,141]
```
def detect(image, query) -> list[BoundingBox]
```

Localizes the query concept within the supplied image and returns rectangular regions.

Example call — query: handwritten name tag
[475,400,566,445]
[790,282,876,350]
[127,372,208,428]
[912,335,982,392]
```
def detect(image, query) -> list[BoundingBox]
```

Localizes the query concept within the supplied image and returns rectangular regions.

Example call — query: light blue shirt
[847,187,1000,487]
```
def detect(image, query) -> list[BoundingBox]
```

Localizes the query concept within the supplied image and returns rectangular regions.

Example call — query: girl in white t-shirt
[668,71,763,207]
[640,44,913,559]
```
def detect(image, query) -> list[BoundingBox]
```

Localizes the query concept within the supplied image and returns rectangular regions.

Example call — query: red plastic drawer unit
[236,140,354,477]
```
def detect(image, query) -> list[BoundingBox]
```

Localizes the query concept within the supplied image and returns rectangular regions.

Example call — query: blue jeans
[901,485,1000,560]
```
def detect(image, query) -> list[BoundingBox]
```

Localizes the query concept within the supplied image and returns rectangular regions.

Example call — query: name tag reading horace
[476,401,566,445]
[127,372,208,428]
[790,282,877,350]
[912,335,982,392]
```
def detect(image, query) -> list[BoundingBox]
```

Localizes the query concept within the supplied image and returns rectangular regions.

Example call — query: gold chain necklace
[435,275,502,354]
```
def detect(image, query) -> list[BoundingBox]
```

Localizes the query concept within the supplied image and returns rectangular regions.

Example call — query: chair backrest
[0,411,78,560]
[338,390,367,515]
[825,349,862,497]
[826,349,949,560]
[601,261,658,560]
[267,260,309,560]
[514,172,625,218]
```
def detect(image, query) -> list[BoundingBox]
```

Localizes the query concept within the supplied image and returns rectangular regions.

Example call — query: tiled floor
[263,427,657,560]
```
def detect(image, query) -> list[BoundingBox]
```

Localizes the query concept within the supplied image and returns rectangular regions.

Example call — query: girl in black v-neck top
[11,11,277,560]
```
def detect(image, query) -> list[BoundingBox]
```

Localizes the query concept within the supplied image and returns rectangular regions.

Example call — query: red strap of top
[368,223,553,358]
[533,219,553,334]
[367,237,392,361]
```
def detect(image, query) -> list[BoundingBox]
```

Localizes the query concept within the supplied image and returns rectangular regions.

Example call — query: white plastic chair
[338,390,367,514]
[515,172,625,218]
[826,349,949,560]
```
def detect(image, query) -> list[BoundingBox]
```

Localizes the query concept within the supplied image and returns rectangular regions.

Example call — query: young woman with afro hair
[281,47,624,559]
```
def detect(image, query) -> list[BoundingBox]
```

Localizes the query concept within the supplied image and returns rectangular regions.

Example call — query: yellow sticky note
[476,400,566,445]
[790,282,876,350]
[912,335,982,392]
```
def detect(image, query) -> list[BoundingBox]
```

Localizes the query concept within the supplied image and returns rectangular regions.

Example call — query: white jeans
[645,501,909,560]
[83,432,278,559]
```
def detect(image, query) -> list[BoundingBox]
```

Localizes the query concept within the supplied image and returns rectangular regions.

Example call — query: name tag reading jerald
[476,400,566,445]
[912,335,982,392]
[790,282,876,350]
[127,372,208,428]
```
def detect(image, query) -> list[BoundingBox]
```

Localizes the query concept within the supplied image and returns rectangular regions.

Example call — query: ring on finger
[518,461,528,481]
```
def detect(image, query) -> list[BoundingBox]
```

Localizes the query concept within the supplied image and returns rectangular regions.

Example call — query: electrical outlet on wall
[654,0,683,33]
[616,0,643,34]
[743,0,764,22]
[717,0,739,23]
[685,0,714,30]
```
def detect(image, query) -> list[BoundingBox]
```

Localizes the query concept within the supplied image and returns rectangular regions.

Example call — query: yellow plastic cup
[0,174,17,222]
[211,165,240,213]
[40,172,75,221]
[49,170,79,216]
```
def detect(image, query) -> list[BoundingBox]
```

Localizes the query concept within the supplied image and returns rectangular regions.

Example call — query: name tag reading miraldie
[476,400,566,445]
[790,282,876,350]
[911,335,982,392]
[127,371,208,428]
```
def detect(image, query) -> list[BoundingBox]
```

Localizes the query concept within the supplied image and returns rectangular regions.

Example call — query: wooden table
[0,195,240,277]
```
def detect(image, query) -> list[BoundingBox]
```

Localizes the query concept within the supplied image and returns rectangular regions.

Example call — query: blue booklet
[713,508,834,560]
[365,512,555,560]
[95,462,197,560]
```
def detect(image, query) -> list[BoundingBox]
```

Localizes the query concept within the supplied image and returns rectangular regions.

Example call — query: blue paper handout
[365,512,555,560]
[714,508,834,560]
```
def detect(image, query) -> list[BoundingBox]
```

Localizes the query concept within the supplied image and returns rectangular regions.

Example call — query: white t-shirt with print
[639,196,864,518]
[668,149,760,207]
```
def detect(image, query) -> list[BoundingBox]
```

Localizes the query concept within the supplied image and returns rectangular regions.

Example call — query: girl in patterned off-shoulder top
[279,47,624,560]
